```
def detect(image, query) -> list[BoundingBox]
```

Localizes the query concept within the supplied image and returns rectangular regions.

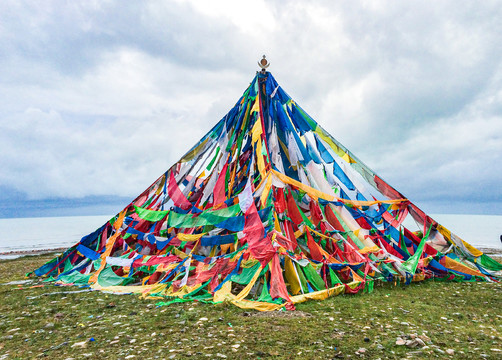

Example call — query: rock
[71,341,87,348]
[418,334,431,343]
[446,349,454,355]
[199,317,209,321]
[405,340,417,347]
[415,338,426,347]
[407,350,423,356]
[396,338,406,346]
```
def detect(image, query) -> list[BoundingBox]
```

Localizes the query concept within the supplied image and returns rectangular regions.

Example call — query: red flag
[286,191,303,225]
[213,163,229,207]
[269,253,291,302]
[309,200,323,227]
[324,205,345,232]
[306,229,324,262]
[243,202,276,267]
[284,220,298,251]
[274,188,287,214]
[168,171,192,210]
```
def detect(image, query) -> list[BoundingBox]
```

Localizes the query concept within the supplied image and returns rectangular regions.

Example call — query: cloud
[0,0,501,215]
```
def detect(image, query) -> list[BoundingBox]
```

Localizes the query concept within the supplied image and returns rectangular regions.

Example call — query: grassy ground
[0,254,501,360]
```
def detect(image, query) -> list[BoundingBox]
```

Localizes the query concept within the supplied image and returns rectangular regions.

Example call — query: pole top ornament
[258,55,270,73]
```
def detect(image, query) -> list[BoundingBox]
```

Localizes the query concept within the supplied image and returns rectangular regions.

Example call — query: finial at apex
[258,55,270,73]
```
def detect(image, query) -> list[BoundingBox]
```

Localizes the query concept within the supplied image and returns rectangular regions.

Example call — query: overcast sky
[1,0,501,217]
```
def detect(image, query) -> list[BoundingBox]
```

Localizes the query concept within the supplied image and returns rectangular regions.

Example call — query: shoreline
[0,247,67,258]
[478,247,502,255]
[1,246,501,260]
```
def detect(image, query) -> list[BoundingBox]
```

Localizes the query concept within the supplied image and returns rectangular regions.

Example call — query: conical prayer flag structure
[32,65,502,311]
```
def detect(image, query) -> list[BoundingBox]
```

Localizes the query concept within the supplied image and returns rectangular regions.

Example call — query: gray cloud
[0,0,501,215]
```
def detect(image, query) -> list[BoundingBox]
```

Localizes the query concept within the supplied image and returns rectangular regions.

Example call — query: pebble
[418,334,431,343]
[71,341,87,348]
[415,338,426,347]
[405,340,417,347]
[408,350,424,357]
[54,312,64,319]
[446,349,455,355]
[199,317,208,321]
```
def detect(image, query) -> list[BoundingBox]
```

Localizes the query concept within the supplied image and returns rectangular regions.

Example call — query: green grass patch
[0,255,501,359]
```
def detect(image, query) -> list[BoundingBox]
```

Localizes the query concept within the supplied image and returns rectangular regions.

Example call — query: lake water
[0,215,111,257]
[0,214,500,258]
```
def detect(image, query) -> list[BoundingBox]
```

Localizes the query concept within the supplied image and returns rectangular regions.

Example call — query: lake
[0,213,500,258]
